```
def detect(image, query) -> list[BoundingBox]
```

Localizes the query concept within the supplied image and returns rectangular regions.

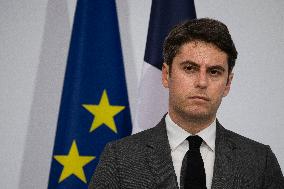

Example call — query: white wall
[0,0,283,188]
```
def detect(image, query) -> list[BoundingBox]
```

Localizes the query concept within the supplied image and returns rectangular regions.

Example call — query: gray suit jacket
[89,118,284,189]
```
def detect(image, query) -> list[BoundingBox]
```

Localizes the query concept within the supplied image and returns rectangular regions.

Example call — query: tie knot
[186,135,203,150]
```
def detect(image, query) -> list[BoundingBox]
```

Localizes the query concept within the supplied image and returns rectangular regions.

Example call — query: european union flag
[48,0,132,188]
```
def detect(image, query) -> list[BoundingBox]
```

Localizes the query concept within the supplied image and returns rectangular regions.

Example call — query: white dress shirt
[165,114,216,189]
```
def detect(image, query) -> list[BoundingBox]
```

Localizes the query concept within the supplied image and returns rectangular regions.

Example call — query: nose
[195,70,208,89]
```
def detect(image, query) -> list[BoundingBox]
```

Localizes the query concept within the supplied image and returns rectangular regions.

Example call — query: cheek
[208,82,227,99]
[222,83,231,97]
[169,77,188,94]
[211,85,228,99]
[170,77,193,94]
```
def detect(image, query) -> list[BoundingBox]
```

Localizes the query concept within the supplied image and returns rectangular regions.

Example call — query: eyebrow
[180,60,226,72]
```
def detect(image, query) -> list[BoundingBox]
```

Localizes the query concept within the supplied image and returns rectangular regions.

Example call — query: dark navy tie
[182,135,206,189]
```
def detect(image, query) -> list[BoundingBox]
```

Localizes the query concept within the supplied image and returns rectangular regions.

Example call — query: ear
[162,63,170,88]
[223,72,234,97]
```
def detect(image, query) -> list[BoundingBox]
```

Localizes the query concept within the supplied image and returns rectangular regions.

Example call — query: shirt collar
[165,114,216,152]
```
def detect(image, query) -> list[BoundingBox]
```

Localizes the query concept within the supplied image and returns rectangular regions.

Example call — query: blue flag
[48,0,132,188]
[145,0,196,69]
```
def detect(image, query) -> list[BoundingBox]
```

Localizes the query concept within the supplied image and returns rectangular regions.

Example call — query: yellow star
[54,140,95,183]
[82,90,125,133]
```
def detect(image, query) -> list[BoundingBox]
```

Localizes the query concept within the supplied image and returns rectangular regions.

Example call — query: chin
[188,112,211,119]
[183,108,214,121]
[172,105,216,121]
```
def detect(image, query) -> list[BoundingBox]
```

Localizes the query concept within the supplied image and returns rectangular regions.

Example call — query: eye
[184,64,196,73]
[209,69,222,76]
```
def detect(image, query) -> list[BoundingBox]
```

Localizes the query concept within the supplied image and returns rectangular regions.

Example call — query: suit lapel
[143,118,238,189]
[145,118,179,189]
[211,121,237,189]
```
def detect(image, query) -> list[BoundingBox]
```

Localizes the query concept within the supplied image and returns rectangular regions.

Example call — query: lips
[189,96,210,101]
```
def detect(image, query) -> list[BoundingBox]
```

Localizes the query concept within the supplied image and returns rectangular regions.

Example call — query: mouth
[189,96,210,101]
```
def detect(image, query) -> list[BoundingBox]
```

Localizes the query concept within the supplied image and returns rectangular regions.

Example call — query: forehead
[174,41,229,68]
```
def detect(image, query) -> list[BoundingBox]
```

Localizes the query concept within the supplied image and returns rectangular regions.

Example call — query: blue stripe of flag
[144,0,196,70]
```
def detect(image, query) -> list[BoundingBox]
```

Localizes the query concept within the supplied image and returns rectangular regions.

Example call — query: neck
[168,111,215,134]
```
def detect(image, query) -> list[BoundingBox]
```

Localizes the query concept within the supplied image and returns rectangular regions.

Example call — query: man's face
[162,41,233,122]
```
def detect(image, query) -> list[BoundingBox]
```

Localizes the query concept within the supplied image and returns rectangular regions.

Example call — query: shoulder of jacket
[107,126,159,149]
[223,128,269,152]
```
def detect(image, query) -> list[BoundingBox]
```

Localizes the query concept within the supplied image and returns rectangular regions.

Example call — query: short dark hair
[163,18,238,73]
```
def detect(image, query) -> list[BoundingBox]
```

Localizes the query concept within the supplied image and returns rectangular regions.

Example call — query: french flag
[133,0,197,133]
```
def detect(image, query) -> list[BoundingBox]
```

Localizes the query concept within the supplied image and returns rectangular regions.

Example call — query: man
[89,18,284,189]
